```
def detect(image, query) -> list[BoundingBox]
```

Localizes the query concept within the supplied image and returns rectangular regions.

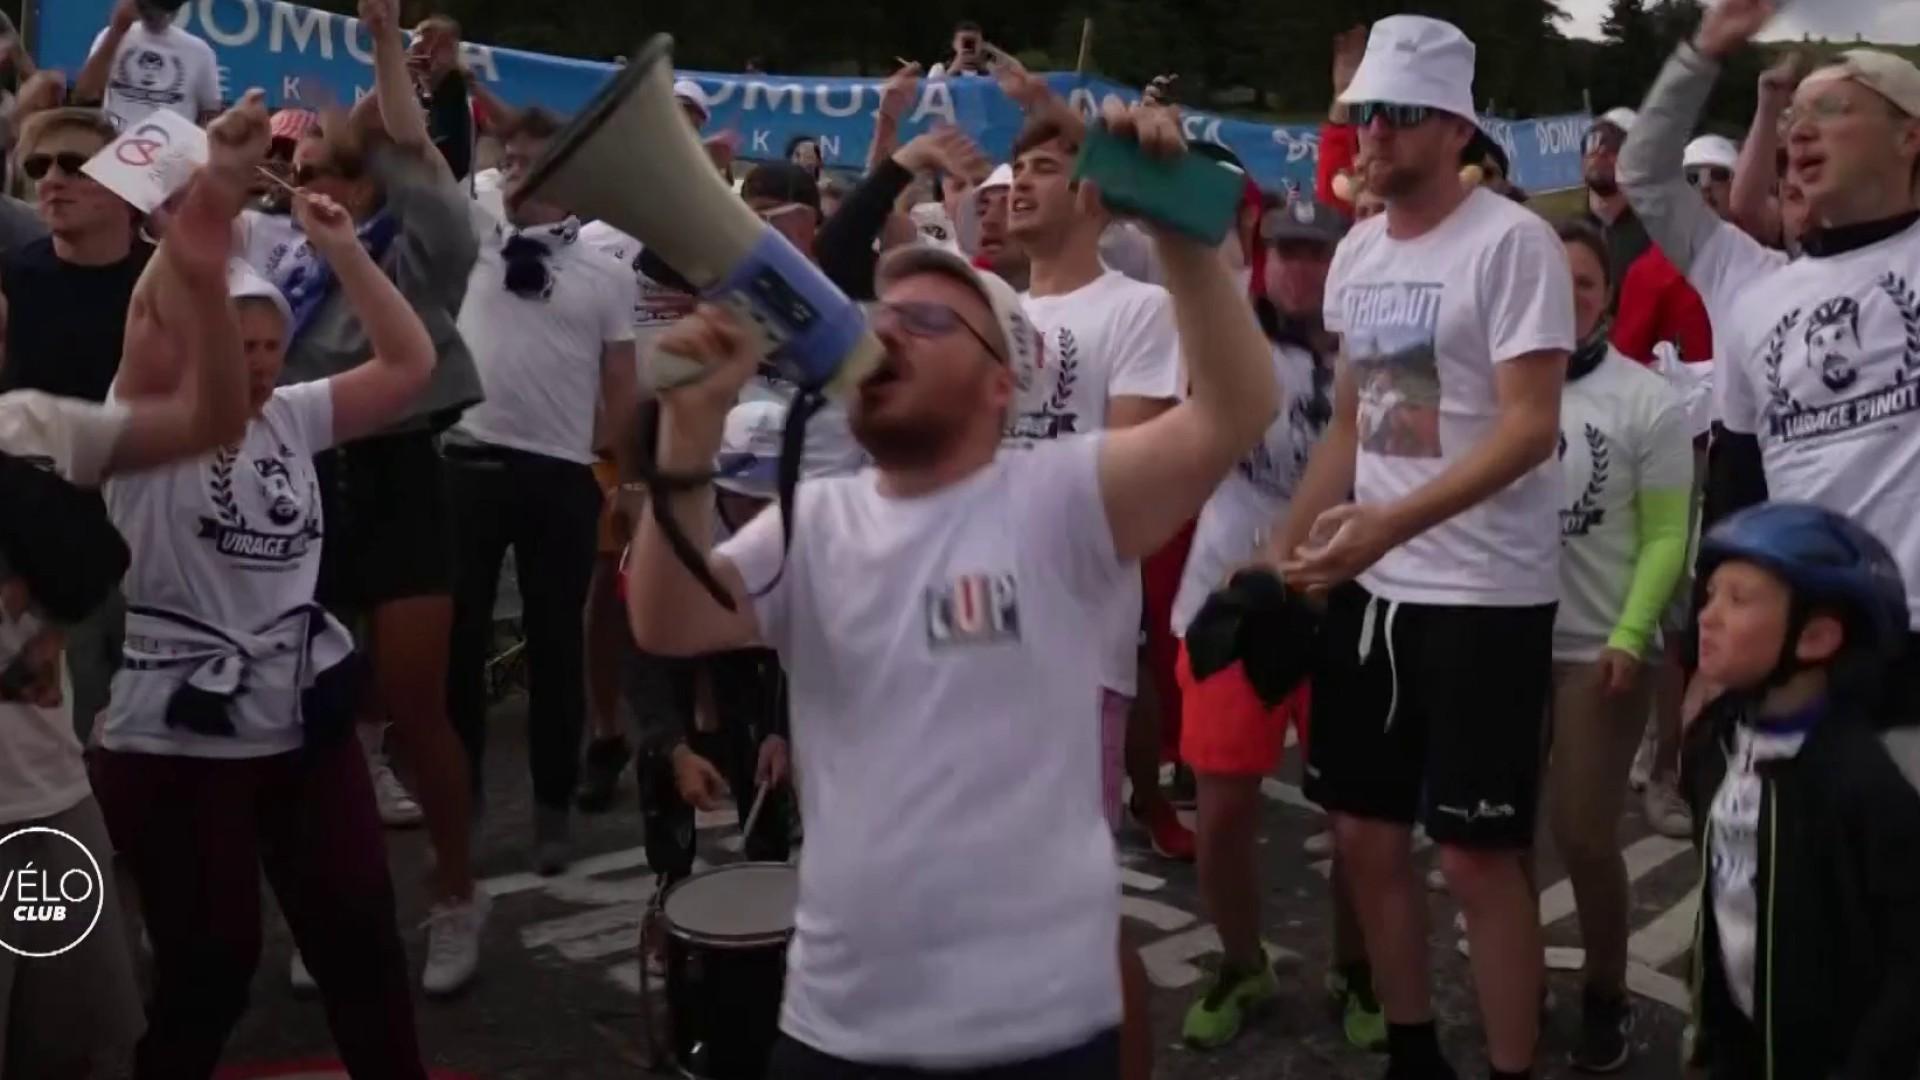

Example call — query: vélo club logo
[0,826,105,958]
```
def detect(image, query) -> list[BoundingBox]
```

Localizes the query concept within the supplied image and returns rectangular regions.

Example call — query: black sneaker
[1569,989,1633,1073]
[575,735,632,813]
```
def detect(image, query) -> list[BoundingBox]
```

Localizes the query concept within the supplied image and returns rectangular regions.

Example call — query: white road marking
[1136,925,1296,990]
[1536,835,1689,927]
[1629,888,1699,969]
[1259,778,1320,814]
[481,845,651,899]
[1120,895,1198,933]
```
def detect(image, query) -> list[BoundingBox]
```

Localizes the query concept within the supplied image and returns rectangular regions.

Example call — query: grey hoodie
[279,141,482,435]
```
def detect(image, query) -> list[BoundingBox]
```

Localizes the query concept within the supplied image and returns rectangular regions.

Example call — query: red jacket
[1316,122,1359,218]
[1611,246,1714,365]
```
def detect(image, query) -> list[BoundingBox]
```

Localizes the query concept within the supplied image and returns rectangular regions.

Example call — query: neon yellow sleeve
[1608,486,1694,658]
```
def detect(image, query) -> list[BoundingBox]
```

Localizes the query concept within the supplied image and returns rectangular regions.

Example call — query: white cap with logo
[1339,16,1478,123]
[673,79,712,123]
[875,245,1043,398]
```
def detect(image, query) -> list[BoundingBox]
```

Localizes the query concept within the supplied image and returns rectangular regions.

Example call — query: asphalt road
[219,696,1696,1079]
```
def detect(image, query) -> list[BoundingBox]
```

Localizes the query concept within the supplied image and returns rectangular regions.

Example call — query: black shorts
[1303,582,1556,850]
[314,430,455,611]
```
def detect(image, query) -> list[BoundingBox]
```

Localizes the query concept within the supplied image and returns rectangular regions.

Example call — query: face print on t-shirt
[1759,272,1920,442]
[1342,282,1444,459]
[197,442,322,564]
[112,45,189,111]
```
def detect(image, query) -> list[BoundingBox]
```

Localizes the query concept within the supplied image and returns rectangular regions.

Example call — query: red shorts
[1176,639,1310,777]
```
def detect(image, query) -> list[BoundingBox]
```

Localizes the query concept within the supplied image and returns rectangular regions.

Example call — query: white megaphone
[509,36,881,398]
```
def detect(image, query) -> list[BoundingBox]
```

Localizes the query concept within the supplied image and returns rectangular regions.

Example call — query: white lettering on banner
[817,84,864,119]
[342,15,374,64]
[743,81,806,114]
[818,134,841,160]
[750,129,772,154]
[1536,116,1585,156]
[268,1,330,57]
[217,64,232,101]
[1180,115,1224,145]
[282,75,299,99]
[1272,127,1320,165]
[907,79,956,127]
[190,0,259,47]
[703,81,738,109]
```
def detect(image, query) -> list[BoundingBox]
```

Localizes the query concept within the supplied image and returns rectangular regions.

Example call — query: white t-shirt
[1683,219,1793,423]
[1013,270,1183,694]
[1709,723,1807,1019]
[1324,187,1575,607]
[577,222,699,359]
[1720,219,1920,630]
[1554,350,1693,661]
[88,23,221,130]
[0,392,127,825]
[100,381,336,758]
[455,221,638,465]
[1172,341,1331,634]
[235,208,304,282]
[716,437,1124,1067]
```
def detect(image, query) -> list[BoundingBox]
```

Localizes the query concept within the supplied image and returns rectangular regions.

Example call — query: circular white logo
[0,826,105,958]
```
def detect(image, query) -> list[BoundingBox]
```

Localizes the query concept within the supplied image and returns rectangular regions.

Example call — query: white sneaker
[290,949,317,994]
[1628,732,1655,792]
[370,750,424,828]
[421,889,491,997]
[1644,782,1694,840]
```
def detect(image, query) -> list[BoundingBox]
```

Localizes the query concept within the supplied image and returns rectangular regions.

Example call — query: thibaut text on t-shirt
[1324,187,1575,608]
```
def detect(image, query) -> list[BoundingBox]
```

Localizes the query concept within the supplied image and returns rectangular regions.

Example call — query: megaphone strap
[631,399,739,613]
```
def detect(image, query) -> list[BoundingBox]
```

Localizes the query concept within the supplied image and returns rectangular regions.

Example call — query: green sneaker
[1182,963,1279,1048]
[1325,968,1388,1052]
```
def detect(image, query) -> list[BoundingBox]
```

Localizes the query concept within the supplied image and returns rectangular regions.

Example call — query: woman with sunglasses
[92,184,436,1078]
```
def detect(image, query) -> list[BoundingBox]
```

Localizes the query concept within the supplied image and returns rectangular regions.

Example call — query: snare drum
[660,862,798,1079]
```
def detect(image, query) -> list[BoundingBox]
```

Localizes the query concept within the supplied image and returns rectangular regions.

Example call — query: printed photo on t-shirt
[1757,273,1920,444]
[196,441,322,565]
[1343,281,1445,459]
[111,45,190,110]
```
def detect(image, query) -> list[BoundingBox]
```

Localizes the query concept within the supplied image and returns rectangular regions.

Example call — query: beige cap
[1804,50,1920,118]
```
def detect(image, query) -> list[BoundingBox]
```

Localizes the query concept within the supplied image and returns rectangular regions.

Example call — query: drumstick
[740,782,771,843]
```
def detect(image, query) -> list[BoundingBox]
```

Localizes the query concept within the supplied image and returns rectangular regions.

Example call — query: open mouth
[1791,152,1827,184]
[860,351,905,392]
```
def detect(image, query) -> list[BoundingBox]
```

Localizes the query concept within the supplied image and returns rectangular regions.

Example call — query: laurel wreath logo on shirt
[1878,272,1920,382]
[1047,327,1080,414]
[1763,308,1806,414]
[1570,423,1609,517]
[209,447,243,527]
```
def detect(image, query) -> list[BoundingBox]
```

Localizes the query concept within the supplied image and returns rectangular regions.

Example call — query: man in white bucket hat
[1278,15,1574,1080]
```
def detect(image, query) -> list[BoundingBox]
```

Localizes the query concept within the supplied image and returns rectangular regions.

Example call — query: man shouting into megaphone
[627,100,1279,1079]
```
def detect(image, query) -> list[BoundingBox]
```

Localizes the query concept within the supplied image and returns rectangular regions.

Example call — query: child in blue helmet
[1683,502,1920,1080]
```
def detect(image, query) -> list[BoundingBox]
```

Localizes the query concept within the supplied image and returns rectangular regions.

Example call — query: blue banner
[32,0,1589,195]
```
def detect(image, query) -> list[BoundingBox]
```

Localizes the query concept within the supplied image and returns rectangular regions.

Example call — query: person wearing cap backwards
[1275,16,1575,1080]
[1631,0,1920,724]
[442,105,641,880]
[1002,104,1195,862]
[1176,197,1390,1053]
[0,92,262,1080]
[628,101,1277,1079]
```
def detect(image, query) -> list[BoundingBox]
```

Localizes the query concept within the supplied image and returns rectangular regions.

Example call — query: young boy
[1684,502,1920,1080]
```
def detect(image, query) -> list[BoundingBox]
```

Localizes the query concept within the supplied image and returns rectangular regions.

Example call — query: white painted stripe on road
[544,874,659,907]
[1120,895,1198,932]
[606,960,641,995]
[1136,925,1298,990]
[1119,868,1166,892]
[1628,889,1698,969]
[1259,778,1321,813]
[555,926,645,963]
[1535,835,1689,927]
[482,845,650,898]
[1626,962,1692,1012]
[522,903,645,950]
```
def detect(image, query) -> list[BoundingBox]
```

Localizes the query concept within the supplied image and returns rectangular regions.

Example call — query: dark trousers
[446,445,602,811]
[90,740,424,1080]
[633,648,793,883]
[766,1029,1120,1079]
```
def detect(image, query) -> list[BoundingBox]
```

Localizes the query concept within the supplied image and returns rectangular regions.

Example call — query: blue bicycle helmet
[1697,502,1910,668]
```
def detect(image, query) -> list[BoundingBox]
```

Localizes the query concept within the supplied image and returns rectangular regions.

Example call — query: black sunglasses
[865,300,1005,364]
[1686,166,1732,188]
[21,152,90,182]
[1351,102,1432,129]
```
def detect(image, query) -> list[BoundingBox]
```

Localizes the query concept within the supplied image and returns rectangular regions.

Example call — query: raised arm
[106,93,273,474]
[296,191,434,445]
[1095,104,1279,563]
[864,62,920,175]
[73,0,137,107]
[626,309,763,657]
[358,0,436,159]
[1731,52,1801,244]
